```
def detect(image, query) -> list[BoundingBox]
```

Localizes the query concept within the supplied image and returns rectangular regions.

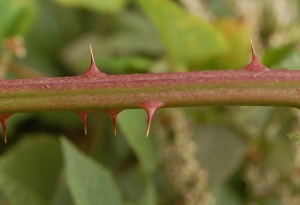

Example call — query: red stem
[0,69,299,114]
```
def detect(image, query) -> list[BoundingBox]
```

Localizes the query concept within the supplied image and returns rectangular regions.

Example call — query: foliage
[1,0,300,205]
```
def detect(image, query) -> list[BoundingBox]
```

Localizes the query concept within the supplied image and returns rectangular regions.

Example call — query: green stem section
[0,69,300,114]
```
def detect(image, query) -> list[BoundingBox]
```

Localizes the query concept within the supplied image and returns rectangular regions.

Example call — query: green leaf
[213,184,242,205]
[201,19,250,70]
[118,109,159,173]
[52,0,125,13]
[279,50,300,70]
[264,139,294,177]
[60,137,122,205]
[193,125,246,184]
[0,136,63,205]
[263,43,295,68]
[62,11,163,75]
[118,168,157,205]
[0,0,36,40]
[288,132,300,145]
[136,0,228,66]
[138,177,157,205]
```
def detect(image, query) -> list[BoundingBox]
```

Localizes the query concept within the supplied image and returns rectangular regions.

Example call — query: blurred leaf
[137,0,229,66]
[98,56,153,73]
[264,139,294,177]
[0,136,63,205]
[51,173,74,205]
[201,19,250,70]
[287,132,300,145]
[213,184,242,205]
[21,1,72,77]
[62,11,163,75]
[233,107,275,137]
[52,0,125,13]
[138,177,157,205]
[109,11,164,56]
[0,0,36,40]
[263,43,295,68]
[206,0,235,18]
[264,108,297,139]
[36,112,82,129]
[193,125,246,184]
[258,197,281,205]
[118,167,157,205]
[279,50,300,70]
[60,137,122,205]
[118,109,159,173]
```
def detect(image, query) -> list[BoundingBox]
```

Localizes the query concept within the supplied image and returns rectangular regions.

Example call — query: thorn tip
[249,38,256,58]
[90,45,94,60]
[146,124,150,137]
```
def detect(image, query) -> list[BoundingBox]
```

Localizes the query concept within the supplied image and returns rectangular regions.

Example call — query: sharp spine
[141,101,164,137]
[82,45,106,77]
[106,110,122,135]
[243,38,269,72]
[77,111,90,135]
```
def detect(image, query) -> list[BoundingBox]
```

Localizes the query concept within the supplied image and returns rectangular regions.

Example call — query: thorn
[82,45,106,77]
[141,101,164,137]
[0,114,12,143]
[243,38,269,72]
[106,110,122,135]
[77,112,90,135]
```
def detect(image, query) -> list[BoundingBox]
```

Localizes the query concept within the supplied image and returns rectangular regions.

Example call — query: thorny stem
[0,43,299,141]
[1,64,300,112]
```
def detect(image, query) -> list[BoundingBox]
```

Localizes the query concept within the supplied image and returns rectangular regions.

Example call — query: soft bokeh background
[1,0,300,204]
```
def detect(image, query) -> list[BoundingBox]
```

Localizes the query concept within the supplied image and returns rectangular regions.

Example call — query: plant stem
[0,69,300,114]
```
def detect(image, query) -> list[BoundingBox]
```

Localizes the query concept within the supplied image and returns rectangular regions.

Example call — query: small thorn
[82,45,106,77]
[141,101,164,137]
[106,110,122,135]
[243,38,269,72]
[0,114,12,143]
[77,112,90,135]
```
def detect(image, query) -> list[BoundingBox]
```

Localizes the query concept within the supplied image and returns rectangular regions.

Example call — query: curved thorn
[141,102,164,137]
[106,110,122,135]
[77,112,90,135]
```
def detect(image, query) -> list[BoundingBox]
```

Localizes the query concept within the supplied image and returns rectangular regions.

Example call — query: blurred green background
[1,0,300,204]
